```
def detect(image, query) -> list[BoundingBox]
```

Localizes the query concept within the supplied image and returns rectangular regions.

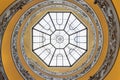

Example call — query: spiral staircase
[0,0,120,80]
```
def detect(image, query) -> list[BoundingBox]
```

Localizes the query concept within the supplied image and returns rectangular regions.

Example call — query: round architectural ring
[10,0,104,79]
[21,1,97,77]
[0,0,119,80]
[11,0,103,79]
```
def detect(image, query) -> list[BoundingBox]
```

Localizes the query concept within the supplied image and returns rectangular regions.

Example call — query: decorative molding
[0,0,119,80]
[0,0,33,80]
[88,0,120,80]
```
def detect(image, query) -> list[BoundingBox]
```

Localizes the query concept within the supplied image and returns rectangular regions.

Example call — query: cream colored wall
[0,0,119,80]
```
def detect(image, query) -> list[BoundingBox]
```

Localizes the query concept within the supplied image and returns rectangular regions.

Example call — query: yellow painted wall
[0,0,14,14]
[0,0,120,80]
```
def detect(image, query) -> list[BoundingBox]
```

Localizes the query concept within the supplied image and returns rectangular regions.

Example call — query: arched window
[56,54,63,66]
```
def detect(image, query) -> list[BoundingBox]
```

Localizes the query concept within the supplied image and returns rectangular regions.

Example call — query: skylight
[32,12,88,67]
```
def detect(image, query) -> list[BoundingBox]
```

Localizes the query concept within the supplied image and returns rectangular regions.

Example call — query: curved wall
[0,0,120,80]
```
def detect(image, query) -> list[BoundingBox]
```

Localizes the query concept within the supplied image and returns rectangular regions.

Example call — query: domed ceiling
[0,0,119,80]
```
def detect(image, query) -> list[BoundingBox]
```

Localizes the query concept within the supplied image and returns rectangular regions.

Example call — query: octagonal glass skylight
[32,12,88,67]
